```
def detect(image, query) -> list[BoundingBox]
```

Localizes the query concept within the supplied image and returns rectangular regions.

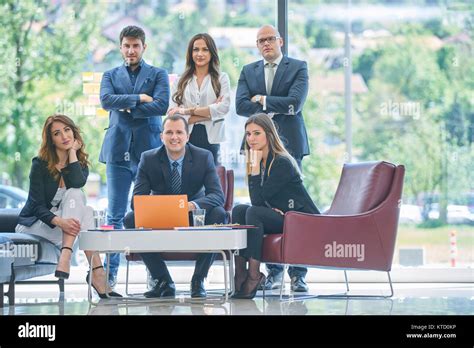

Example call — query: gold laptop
[134,195,189,229]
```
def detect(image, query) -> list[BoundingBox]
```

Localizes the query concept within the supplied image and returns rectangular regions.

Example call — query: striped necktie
[171,161,181,194]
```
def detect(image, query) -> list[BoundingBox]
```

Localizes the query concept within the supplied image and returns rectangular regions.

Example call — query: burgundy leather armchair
[125,165,234,293]
[261,161,405,298]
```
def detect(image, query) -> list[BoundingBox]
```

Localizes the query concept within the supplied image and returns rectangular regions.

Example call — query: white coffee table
[78,229,247,305]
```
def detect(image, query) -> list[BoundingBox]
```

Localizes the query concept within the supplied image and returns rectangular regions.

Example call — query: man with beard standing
[99,25,169,288]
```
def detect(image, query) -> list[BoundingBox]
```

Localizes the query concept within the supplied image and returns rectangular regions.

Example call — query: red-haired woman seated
[16,114,121,298]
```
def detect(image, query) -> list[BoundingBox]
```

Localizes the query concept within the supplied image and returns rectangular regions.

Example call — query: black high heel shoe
[232,273,266,299]
[54,246,73,279]
[234,272,248,293]
[86,265,122,299]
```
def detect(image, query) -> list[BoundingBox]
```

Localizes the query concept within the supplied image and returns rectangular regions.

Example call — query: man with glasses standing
[236,25,311,293]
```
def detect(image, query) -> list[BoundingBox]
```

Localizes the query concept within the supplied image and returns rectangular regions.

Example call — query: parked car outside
[399,204,423,224]
[0,185,28,209]
[428,204,474,225]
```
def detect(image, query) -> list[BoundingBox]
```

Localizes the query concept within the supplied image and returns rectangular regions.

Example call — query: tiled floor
[2,283,473,315]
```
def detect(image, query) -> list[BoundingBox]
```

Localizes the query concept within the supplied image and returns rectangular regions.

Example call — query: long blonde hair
[244,113,301,177]
[39,114,89,181]
[172,33,221,106]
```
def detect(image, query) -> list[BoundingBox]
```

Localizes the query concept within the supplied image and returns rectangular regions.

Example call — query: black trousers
[265,156,307,278]
[232,204,284,261]
[123,206,227,282]
[190,124,220,166]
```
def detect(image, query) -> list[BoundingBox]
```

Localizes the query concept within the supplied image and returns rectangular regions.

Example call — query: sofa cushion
[0,235,13,245]
[0,235,14,283]
[0,233,59,265]
[12,264,58,282]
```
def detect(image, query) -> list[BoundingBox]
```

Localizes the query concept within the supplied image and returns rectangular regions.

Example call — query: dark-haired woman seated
[16,114,121,298]
[232,113,320,299]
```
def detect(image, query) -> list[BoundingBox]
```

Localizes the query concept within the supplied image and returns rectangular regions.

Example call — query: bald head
[256,25,283,62]
[257,25,281,38]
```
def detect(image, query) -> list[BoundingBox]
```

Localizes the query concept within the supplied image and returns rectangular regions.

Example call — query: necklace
[260,162,265,186]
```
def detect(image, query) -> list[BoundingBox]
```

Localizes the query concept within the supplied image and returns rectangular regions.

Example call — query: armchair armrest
[281,211,392,271]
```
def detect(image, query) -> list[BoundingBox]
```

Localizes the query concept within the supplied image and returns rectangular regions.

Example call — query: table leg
[87,252,100,306]
[221,251,228,302]
[229,250,236,296]
[105,253,111,299]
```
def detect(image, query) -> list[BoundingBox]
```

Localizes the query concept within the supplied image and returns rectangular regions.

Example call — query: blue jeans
[103,152,139,281]
[266,264,307,278]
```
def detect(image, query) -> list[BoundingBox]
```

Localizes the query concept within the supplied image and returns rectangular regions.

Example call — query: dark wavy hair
[39,114,89,181]
[172,33,221,106]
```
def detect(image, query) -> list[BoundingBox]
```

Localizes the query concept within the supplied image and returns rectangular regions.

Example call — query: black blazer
[249,153,319,215]
[18,157,89,228]
[132,143,224,211]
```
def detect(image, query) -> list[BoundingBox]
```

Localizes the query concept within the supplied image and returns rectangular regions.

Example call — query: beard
[123,55,142,68]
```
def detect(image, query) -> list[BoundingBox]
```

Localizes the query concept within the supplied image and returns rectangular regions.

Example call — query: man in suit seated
[123,115,226,298]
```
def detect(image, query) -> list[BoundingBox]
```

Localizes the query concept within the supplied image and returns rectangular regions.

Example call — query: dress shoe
[190,278,207,298]
[259,271,283,290]
[144,279,176,298]
[232,273,266,299]
[234,273,247,293]
[86,266,123,299]
[291,276,309,292]
[54,247,73,279]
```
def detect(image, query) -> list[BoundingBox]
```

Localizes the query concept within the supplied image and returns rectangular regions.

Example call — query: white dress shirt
[169,72,231,144]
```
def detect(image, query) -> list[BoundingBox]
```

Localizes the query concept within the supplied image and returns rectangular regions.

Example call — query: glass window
[289,0,473,269]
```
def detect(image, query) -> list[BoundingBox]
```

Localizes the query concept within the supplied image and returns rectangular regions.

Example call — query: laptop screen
[134,195,189,229]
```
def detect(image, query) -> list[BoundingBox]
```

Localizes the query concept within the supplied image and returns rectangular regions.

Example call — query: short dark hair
[162,115,189,134]
[119,26,146,45]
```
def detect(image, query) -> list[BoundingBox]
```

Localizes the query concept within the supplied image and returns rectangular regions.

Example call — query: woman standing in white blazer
[168,33,230,165]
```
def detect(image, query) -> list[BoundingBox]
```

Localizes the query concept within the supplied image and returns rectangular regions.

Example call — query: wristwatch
[255,95,262,104]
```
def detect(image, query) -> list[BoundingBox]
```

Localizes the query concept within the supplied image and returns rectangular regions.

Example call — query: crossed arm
[236,62,309,117]
[100,69,170,119]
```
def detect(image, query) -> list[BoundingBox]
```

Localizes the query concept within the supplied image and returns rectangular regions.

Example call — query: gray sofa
[0,209,62,307]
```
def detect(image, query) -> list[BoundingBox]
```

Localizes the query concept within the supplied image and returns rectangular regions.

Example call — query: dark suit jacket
[236,56,310,159]
[18,157,89,228]
[249,153,319,215]
[99,60,170,164]
[132,144,224,211]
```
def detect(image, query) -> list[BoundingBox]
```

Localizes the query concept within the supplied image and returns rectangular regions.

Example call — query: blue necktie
[171,161,181,194]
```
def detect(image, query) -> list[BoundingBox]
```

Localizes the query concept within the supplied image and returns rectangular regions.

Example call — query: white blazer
[169,72,230,144]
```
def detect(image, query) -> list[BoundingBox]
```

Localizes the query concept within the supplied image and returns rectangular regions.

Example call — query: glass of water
[192,209,206,227]
[93,209,106,228]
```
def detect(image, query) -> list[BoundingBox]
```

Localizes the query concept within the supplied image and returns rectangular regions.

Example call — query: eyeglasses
[256,36,280,46]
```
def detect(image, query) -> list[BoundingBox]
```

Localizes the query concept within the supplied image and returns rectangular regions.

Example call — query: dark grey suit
[236,55,310,159]
[124,144,227,282]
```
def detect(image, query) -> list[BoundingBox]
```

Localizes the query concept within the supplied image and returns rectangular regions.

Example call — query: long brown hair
[244,113,301,177]
[172,33,221,106]
[39,114,89,180]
